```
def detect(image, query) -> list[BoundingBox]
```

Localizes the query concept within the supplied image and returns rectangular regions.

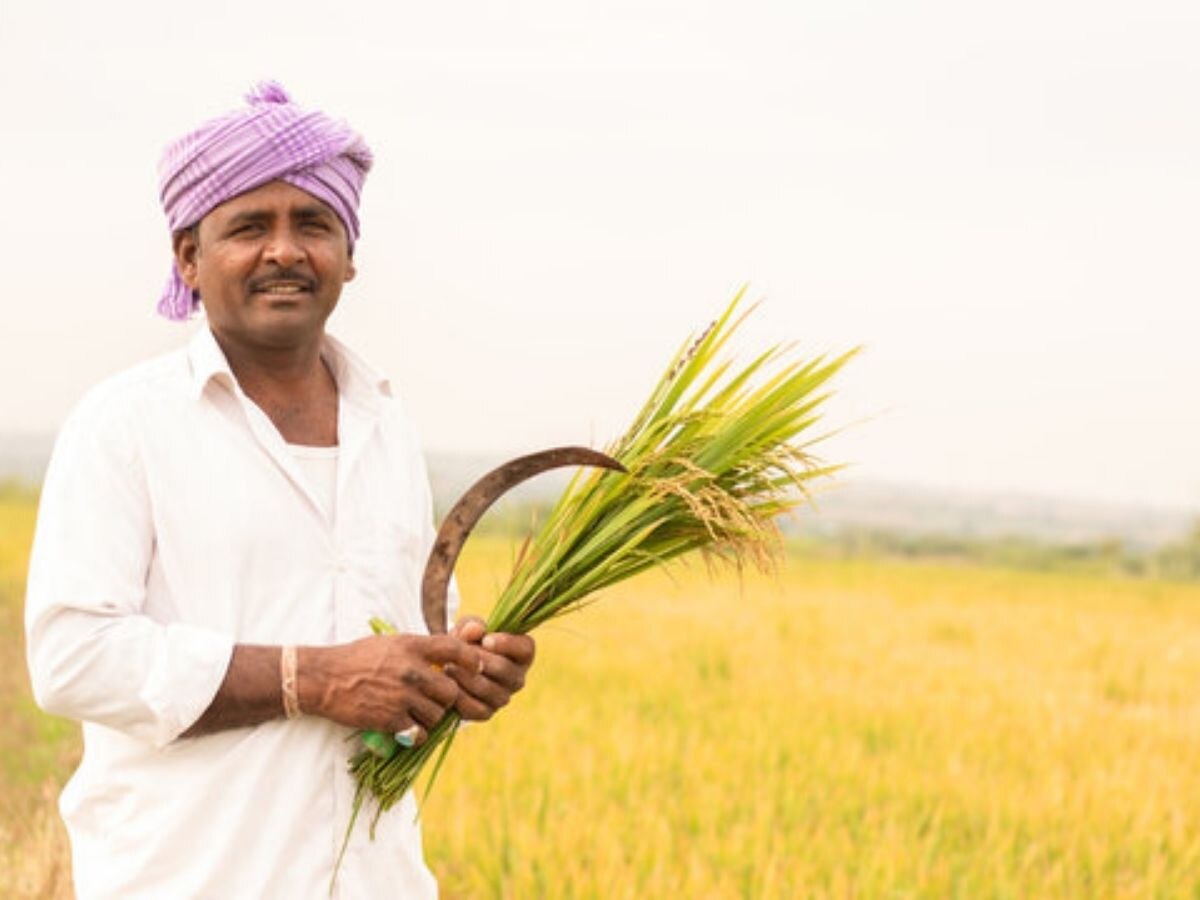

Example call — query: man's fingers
[453,616,487,644]
[454,691,496,722]
[423,634,484,673]
[403,694,450,731]
[478,652,526,693]
[447,666,512,710]
[410,669,460,707]
[481,632,536,667]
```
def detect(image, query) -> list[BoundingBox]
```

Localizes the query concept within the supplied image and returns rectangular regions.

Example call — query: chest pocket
[332,416,436,638]
[338,509,430,637]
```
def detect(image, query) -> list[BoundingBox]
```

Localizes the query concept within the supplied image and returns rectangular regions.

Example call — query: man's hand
[445,616,536,721]
[297,635,483,742]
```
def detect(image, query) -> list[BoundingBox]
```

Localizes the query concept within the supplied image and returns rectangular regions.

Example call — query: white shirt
[25,326,457,899]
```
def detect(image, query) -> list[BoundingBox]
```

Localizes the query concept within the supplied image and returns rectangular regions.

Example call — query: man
[24,81,534,898]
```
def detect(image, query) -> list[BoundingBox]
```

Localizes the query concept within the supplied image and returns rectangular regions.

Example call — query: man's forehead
[204,180,339,222]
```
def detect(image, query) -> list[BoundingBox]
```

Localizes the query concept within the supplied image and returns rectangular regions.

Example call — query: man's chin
[242,307,332,348]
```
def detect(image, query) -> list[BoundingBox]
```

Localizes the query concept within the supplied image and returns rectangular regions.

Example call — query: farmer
[24,81,535,898]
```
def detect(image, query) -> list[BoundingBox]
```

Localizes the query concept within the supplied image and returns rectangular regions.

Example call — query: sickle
[420,446,627,634]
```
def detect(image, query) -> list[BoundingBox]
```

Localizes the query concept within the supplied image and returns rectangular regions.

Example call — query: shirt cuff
[139,623,235,749]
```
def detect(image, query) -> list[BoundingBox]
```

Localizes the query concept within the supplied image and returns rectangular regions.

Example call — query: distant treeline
[462,496,1200,583]
[788,525,1200,582]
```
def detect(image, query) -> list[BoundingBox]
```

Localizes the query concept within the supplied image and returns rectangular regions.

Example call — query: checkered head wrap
[155,80,373,321]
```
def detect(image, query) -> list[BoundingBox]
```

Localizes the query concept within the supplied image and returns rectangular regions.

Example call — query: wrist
[295,645,333,717]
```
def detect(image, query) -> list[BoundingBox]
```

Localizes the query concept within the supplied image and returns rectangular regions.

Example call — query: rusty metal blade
[421,446,627,634]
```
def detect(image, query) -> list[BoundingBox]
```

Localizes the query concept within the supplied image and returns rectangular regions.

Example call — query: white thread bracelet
[281,645,301,719]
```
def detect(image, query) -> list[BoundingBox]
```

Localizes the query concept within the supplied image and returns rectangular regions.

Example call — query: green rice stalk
[336,287,858,875]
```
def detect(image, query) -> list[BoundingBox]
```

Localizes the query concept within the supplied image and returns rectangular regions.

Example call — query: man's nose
[263,228,307,267]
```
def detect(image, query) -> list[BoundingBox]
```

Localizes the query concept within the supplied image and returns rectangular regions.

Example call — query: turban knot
[155,80,373,321]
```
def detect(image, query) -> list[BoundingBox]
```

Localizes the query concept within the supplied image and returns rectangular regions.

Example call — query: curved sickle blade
[421,446,626,634]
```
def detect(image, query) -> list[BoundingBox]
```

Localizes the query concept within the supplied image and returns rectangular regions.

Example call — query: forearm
[182,644,346,737]
[180,638,477,738]
[182,644,288,737]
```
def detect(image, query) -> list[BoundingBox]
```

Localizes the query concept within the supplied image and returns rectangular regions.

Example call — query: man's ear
[344,259,357,283]
[172,227,201,289]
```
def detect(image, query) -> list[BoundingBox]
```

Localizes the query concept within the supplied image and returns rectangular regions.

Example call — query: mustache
[248,270,316,292]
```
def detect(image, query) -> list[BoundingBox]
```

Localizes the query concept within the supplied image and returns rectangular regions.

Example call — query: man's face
[173,180,356,349]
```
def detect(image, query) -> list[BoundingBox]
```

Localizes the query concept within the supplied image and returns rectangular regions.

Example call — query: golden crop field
[4,491,1200,898]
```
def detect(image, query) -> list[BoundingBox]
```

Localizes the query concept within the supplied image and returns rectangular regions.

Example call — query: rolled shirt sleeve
[25,388,233,749]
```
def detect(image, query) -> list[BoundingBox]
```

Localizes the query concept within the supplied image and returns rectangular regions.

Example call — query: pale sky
[1,1,1197,512]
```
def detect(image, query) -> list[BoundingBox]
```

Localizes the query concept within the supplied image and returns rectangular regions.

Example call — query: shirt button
[334,555,348,573]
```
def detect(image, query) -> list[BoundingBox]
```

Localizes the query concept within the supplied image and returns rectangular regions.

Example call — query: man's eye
[303,221,331,233]
[230,224,262,237]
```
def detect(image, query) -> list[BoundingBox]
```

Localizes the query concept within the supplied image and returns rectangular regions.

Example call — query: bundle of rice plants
[339,287,857,862]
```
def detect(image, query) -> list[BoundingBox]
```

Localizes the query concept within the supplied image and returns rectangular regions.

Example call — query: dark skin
[174,180,535,742]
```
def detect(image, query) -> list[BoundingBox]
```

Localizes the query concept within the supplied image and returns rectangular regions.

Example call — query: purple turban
[156,80,373,321]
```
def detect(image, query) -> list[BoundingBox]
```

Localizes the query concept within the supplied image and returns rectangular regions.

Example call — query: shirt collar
[186,326,393,410]
[320,331,394,412]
